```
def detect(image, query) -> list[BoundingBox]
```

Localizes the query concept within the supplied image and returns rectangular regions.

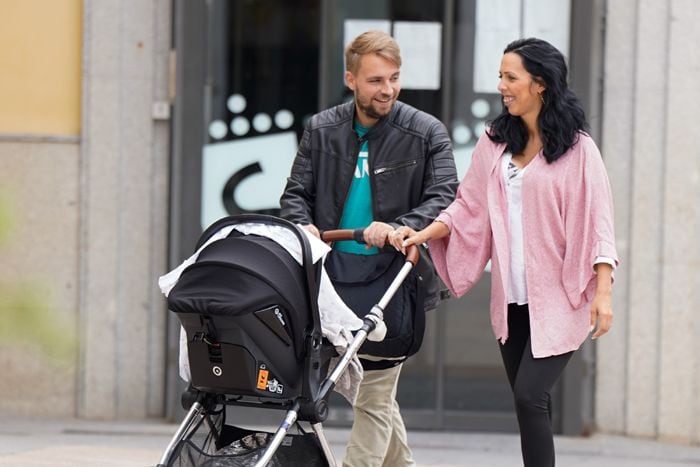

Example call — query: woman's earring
[539,92,545,104]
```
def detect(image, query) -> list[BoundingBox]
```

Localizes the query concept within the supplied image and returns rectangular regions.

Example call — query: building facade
[0,0,698,444]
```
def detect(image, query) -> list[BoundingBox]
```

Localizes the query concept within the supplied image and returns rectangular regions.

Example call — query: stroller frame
[157,214,419,467]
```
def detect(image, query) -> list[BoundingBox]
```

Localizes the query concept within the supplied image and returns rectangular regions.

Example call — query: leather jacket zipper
[374,159,417,175]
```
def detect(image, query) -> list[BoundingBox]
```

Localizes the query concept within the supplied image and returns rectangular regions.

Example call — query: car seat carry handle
[320,229,420,266]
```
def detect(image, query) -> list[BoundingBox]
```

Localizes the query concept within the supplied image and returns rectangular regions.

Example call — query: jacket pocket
[373,159,418,175]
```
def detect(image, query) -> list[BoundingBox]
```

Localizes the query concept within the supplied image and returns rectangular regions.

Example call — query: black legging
[499,304,573,467]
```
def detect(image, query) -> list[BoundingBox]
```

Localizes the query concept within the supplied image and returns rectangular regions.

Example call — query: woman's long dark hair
[487,38,588,163]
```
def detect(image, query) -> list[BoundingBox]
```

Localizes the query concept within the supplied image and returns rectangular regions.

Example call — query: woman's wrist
[426,220,449,242]
[595,275,613,296]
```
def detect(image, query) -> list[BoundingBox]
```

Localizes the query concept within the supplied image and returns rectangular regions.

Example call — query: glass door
[168,0,323,423]
[199,0,321,230]
[316,0,450,428]
[171,0,600,434]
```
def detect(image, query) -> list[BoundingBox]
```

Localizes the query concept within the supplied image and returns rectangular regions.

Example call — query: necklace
[512,145,541,169]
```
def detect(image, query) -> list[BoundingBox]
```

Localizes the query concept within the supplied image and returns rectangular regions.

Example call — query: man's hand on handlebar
[363,221,395,249]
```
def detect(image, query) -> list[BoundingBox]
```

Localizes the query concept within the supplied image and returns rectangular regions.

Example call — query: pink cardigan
[429,132,618,357]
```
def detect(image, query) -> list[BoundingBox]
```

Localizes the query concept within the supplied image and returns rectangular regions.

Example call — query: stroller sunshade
[169,233,309,317]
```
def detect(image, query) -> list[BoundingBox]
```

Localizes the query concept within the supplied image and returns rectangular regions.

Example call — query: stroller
[156,214,420,467]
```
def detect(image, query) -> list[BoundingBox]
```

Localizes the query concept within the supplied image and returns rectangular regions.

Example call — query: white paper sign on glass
[393,21,443,90]
[473,0,571,94]
[343,19,443,91]
[344,19,392,49]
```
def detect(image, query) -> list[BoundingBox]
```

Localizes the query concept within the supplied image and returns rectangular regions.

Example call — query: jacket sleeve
[394,119,458,230]
[427,133,493,297]
[562,136,619,308]
[279,126,316,225]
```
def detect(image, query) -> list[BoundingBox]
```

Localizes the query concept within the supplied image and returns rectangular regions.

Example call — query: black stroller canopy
[168,232,311,332]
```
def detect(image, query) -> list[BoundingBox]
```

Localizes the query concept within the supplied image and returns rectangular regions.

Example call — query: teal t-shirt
[334,123,378,255]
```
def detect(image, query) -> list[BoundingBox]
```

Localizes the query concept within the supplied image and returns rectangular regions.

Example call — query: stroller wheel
[181,385,201,410]
[299,397,329,423]
[316,399,329,420]
[181,385,221,412]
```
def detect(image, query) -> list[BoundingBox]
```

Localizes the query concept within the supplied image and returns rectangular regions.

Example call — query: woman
[389,38,618,466]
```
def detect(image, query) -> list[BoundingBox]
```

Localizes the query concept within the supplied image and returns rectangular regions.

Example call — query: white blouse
[502,154,529,305]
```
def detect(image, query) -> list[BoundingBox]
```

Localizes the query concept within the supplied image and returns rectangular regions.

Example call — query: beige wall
[0,141,80,416]
[0,0,172,420]
[0,0,83,417]
[597,0,700,445]
[0,0,82,135]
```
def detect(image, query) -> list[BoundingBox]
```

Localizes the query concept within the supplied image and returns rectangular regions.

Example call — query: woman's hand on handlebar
[390,221,451,254]
[388,226,420,254]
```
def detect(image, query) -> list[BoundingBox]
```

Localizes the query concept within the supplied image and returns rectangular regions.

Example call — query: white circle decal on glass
[231,116,250,136]
[208,120,228,140]
[227,94,247,114]
[473,121,486,137]
[252,113,272,133]
[452,123,472,145]
[274,109,294,129]
[471,99,490,118]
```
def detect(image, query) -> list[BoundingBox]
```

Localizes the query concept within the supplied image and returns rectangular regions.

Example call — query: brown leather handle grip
[320,229,420,266]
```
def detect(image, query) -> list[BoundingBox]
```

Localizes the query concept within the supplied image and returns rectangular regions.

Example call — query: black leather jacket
[279,101,458,310]
[279,100,457,232]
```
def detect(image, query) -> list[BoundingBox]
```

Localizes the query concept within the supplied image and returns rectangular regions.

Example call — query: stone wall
[78,0,172,419]
[597,0,700,444]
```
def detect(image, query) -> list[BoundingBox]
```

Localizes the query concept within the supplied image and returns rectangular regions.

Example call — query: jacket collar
[350,100,403,141]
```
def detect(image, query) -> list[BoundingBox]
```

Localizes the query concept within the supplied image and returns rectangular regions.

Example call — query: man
[279,30,457,467]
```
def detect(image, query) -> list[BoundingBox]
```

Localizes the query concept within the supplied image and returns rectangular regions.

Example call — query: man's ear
[345,70,356,91]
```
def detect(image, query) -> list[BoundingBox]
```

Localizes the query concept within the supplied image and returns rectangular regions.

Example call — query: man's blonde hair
[344,30,401,75]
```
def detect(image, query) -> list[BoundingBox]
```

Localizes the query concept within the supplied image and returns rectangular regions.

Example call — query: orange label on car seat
[256,369,269,389]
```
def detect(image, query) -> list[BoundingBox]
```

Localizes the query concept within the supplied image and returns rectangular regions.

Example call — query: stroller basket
[164,397,328,467]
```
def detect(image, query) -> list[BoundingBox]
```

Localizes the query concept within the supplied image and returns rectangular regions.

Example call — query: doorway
[169,0,603,434]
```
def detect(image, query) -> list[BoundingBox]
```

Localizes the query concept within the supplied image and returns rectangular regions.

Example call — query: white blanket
[158,222,386,404]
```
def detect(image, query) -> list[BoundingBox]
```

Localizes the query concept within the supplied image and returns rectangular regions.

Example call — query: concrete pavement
[1,416,699,466]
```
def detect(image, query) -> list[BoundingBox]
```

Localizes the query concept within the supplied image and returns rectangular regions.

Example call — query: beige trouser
[342,363,416,467]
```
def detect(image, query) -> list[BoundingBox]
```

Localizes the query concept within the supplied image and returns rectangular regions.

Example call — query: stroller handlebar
[320,229,420,266]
